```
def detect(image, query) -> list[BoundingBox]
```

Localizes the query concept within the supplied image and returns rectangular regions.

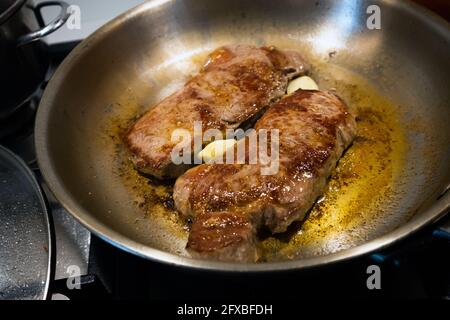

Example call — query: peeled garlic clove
[198,139,236,163]
[287,76,319,94]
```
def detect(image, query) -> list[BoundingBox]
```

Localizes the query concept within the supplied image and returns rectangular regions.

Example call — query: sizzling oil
[107,105,188,243]
[106,60,408,262]
[261,64,408,260]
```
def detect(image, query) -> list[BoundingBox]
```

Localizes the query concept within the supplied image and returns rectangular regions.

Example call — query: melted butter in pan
[106,63,408,262]
[261,67,408,261]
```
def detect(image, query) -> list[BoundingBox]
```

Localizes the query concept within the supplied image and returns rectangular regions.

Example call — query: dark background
[413,0,450,21]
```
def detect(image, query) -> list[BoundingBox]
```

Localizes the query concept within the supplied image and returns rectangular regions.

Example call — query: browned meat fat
[173,90,357,262]
[126,45,310,179]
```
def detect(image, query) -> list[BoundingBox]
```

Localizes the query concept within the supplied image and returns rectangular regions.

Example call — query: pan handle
[17,1,71,47]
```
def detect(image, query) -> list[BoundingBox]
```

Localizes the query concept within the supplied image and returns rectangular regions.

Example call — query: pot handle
[17,1,71,47]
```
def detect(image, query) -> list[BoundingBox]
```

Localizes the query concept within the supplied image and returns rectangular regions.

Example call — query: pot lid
[0,145,52,300]
[0,0,26,25]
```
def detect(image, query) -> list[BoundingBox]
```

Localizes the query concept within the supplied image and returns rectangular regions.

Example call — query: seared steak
[126,45,309,179]
[173,90,357,262]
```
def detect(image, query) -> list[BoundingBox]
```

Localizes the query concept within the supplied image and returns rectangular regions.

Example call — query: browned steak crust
[174,90,357,262]
[126,45,310,179]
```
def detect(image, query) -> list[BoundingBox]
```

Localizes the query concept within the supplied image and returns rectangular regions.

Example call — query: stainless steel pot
[35,0,450,272]
[0,0,70,118]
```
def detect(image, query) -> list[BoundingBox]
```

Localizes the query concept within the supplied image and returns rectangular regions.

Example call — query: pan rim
[35,0,450,272]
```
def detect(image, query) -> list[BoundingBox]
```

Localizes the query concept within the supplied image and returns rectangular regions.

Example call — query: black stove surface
[74,223,450,300]
[3,43,450,301]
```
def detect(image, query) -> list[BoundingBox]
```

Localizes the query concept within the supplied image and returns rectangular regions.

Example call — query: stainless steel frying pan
[35,0,450,271]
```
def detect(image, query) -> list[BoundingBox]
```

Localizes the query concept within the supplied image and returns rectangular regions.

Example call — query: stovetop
[65,224,450,300]
[2,40,450,301]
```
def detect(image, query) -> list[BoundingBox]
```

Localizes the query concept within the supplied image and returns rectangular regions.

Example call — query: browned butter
[106,59,408,261]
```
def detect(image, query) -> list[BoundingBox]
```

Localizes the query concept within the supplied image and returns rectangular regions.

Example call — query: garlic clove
[287,76,319,94]
[198,139,237,163]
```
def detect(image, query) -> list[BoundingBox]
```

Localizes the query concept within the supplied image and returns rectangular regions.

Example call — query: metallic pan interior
[35,0,450,271]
